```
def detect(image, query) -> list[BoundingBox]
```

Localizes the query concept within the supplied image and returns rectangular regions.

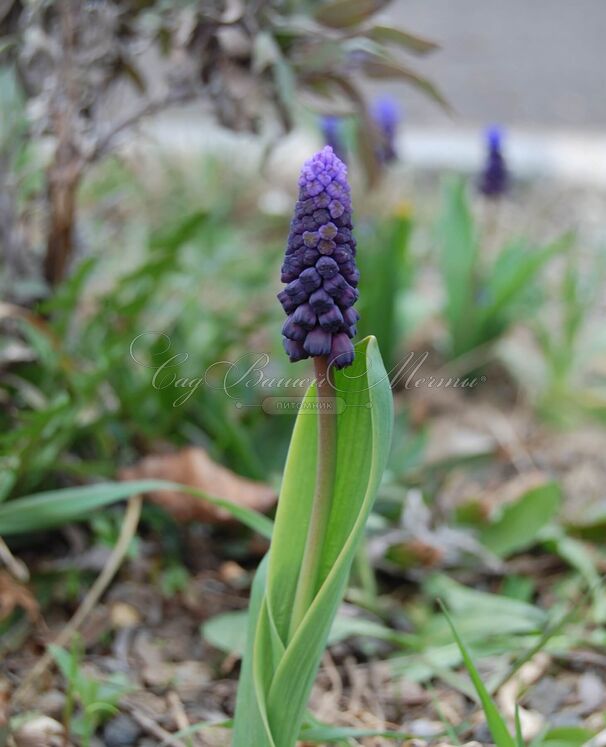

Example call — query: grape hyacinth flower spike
[233,147,393,747]
[372,95,400,163]
[478,125,510,198]
[279,146,360,370]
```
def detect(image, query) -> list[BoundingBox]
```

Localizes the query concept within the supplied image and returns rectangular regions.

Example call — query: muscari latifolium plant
[232,147,393,745]
[372,95,401,164]
[478,126,510,199]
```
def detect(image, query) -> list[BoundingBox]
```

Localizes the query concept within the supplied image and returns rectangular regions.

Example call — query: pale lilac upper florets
[278,146,359,370]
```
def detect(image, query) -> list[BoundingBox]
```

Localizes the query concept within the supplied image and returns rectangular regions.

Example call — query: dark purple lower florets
[284,339,307,362]
[304,328,332,356]
[278,146,359,369]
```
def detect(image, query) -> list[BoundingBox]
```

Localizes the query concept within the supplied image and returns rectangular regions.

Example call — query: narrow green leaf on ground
[300,725,415,742]
[441,603,516,747]
[0,480,273,537]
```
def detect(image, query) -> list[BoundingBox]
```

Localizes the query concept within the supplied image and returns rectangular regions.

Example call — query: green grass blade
[515,705,525,747]
[483,234,571,323]
[441,603,516,747]
[0,480,273,537]
[170,719,232,741]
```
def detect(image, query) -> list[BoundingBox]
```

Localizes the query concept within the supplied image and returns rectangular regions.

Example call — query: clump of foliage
[437,178,570,366]
[50,639,132,747]
[0,0,441,506]
[532,256,606,424]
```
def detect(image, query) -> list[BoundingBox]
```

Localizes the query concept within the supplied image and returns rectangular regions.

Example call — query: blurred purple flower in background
[478,126,510,198]
[372,96,400,163]
[278,147,359,370]
[320,116,347,163]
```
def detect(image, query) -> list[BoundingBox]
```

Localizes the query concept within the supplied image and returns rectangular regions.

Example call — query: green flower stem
[288,355,337,640]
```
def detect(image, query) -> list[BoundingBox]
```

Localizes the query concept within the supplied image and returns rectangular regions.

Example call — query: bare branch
[88,87,201,164]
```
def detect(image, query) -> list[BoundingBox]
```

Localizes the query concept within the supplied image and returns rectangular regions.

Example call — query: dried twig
[321,650,343,708]
[127,705,188,747]
[167,691,198,747]
[11,493,143,707]
[88,88,199,164]
[0,537,29,583]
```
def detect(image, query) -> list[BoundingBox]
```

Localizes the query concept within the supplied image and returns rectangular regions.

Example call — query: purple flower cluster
[278,146,359,370]
[478,126,509,198]
[372,96,400,163]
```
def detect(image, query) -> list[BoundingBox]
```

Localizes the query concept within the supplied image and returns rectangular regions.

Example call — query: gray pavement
[384,0,606,129]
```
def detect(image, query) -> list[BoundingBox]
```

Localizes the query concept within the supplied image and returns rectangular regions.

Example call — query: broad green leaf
[438,178,479,357]
[357,212,412,370]
[0,480,273,538]
[203,611,250,656]
[424,575,546,648]
[420,607,545,643]
[233,556,275,746]
[233,337,393,747]
[442,605,516,747]
[203,608,415,657]
[49,644,79,684]
[479,483,561,557]
[537,726,595,747]
[427,575,546,628]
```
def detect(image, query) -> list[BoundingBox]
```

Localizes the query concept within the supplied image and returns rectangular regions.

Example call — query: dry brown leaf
[0,571,39,623]
[119,447,276,524]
